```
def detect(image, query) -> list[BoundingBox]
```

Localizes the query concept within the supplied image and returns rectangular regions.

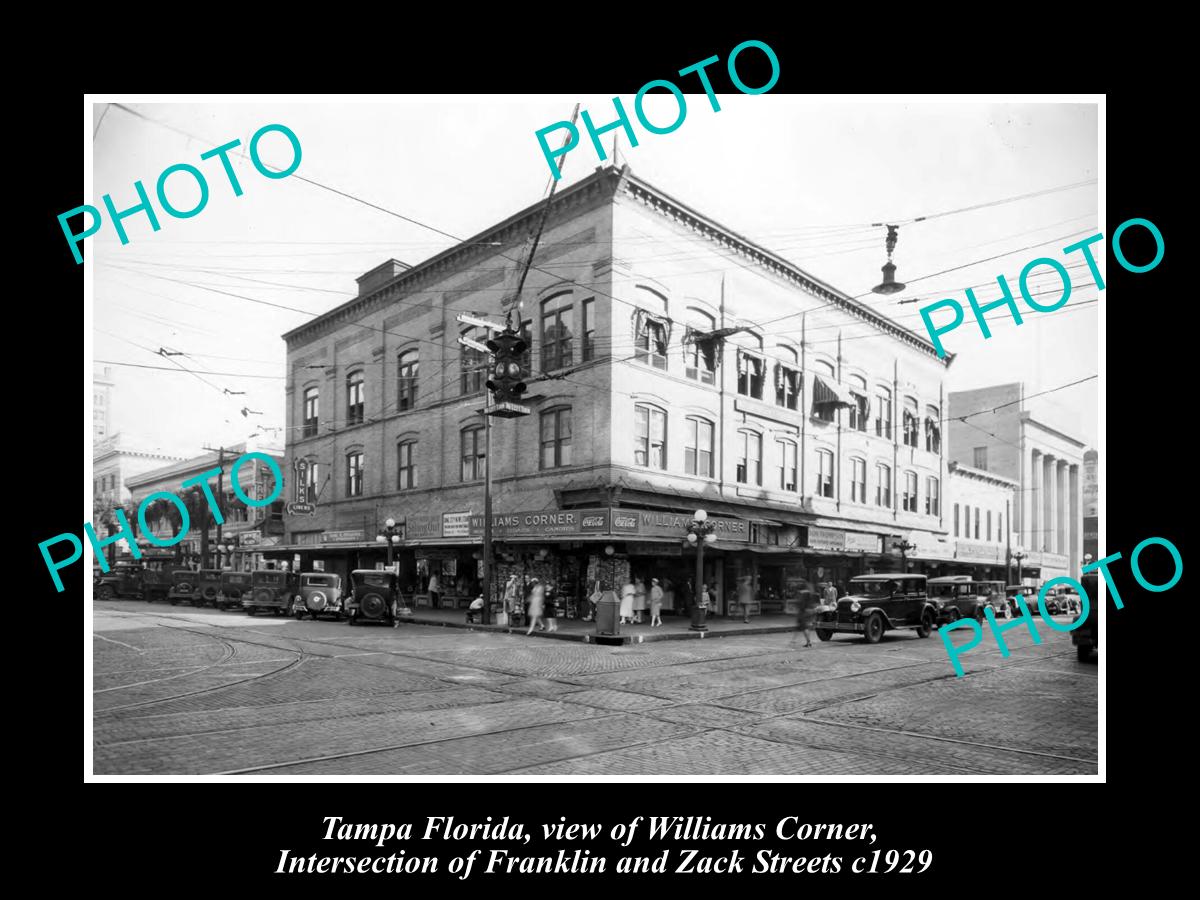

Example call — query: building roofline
[948,460,1020,489]
[282,165,952,362]
[1019,413,1087,448]
[126,445,285,489]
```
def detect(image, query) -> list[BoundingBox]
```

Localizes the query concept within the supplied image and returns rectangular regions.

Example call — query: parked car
[976,579,1011,619]
[927,576,992,625]
[1071,573,1098,661]
[815,574,936,644]
[244,570,300,616]
[217,571,252,610]
[347,569,400,626]
[1048,588,1081,617]
[167,569,201,606]
[95,561,144,601]
[192,569,224,608]
[1006,584,1039,616]
[292,572,345,621]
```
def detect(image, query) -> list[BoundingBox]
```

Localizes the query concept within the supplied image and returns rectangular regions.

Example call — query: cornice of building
[947,460,1020,489]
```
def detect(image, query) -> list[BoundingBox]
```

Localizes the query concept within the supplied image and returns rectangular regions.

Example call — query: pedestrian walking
[544,585,559,633]
[649,578,664,627]
[619,579,635,623]
[822,581,838,605]
[632,577,647,624]
[737,575,755,624]
[795,581,820,647]
[428,572,441,609]
[525,578,546,635]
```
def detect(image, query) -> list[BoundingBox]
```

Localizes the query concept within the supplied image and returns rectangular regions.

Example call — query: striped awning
[813,375,856,407]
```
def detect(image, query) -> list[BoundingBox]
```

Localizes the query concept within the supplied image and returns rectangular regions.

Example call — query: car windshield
[851,580,893,598]
[929,584,963,598]
[255,573,283,584]
[357,573,391,587]
[225,574,249,583]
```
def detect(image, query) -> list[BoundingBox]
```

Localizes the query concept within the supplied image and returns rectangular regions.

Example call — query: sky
[89,97,1099,458]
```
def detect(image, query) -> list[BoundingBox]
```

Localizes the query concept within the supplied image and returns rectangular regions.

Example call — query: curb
[404,616,800,644]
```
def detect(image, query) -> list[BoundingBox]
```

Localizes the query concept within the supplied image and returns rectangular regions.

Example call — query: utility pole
[201,445,227,569]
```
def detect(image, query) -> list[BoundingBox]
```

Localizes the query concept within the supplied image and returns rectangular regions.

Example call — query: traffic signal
[485,329,528,403]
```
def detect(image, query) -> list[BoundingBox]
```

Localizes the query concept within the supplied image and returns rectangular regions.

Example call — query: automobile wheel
[947,608,961,623]
[816,628,833,642]
[863,614,884,644]
[360,593,387,619]
[916,610,935,638]
[1077,643,1092,662]
[97,585,114,601]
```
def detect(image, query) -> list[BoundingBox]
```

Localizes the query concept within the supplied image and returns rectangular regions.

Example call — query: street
[92,601,1097,775]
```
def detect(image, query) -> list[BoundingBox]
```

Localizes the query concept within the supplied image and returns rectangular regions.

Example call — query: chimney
[356,259,411,297]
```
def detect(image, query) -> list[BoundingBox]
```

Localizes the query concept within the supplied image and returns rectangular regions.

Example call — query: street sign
[458,335,491,354]
[485,401,530,418]
[455,312,505,332]
[286,501,317,516]
[239,530,262,546]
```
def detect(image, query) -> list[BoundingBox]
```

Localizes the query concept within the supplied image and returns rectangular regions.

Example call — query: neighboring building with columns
[1082,448,1098,564]
[947,383,1086,583]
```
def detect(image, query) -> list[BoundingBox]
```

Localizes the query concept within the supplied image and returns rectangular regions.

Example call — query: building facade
[275,166,963,616]
[93,365,114,442]
[947,383,1087,583]
[125,442,286,570]
[945,461,1019,581]
[1082,448,1098,564]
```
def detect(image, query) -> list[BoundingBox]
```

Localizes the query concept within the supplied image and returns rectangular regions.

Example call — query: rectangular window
[634,405,667,469]
[461,428,486,481]
[635,319,667,369]
[737,353,764,400]
[737,432,762,486]
[925,477,940,516]
[346,374,365,427]
[986,509,992,541]
[851,458,867,503]
[541,298,573,372]
[816,450,834,498]
[303,388,319,438]
[397,441,416,490]
[973,446,988,470]
[775,366,800,410]
[954,503,960,537]
[974,507,981,540]
[876,464,891,507]
[305,462,319,502]
[460,332,487,395]
[346,452,363,497]
[849,394,869,431]
[581,298,595,362]
[903,472,918,512]
[685,418,714,477]
[539,407,573,469]
[397,352,418,411]
[777,441,797,491]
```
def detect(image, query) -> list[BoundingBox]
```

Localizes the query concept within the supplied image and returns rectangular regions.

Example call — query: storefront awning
[813,375,857,408]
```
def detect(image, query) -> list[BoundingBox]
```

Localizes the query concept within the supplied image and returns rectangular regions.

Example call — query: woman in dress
[619,579,635,624]
[796,581,819,648]
[649,578,664,627]
[525,578,546,635]
[632,578,647,624]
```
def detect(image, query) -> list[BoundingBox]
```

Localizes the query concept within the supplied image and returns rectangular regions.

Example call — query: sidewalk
[402,608,801,644]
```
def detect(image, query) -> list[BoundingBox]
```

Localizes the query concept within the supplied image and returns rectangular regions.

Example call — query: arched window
[876,463,892,507]
[304,460,320,502]
[903,397,920,448]
[811,360,838,423]
[345,450,364,497]
[737,351,765,400]
[302,386,319,437]
[816,449,834,498]
[925,404,942,454]
[848,375,869,432]
[635,315,668,369]
[634,404,667,469]
[397,440,417,490]
[850,457,867,503]
[776,439,797,492]
[903,471,918,511]
[685,416,714,477]
[539,406,573,469]
[737,430,762,486]
[684,310,716,385]
[397,350,419,411]
[460,327,487,396]
[345,372,365,426]
[541,293,573,372]
[582,297,596,361]
[875,386,893,439]
[461,425,486,481]
[775,347,801,410]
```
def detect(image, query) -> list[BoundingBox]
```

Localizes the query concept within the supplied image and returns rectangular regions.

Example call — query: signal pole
[483,409,493,623]
[201,445,227,568]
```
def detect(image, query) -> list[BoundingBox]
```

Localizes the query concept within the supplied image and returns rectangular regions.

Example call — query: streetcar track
[93,603,1094,774]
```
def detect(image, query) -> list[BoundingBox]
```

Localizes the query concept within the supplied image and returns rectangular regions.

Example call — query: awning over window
[813,375,856,407]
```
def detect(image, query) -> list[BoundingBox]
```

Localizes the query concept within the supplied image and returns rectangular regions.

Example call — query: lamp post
[685,509,717,632]
[893,539,916,571]
[1013,547,1027,585]
[376,517,402,571]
